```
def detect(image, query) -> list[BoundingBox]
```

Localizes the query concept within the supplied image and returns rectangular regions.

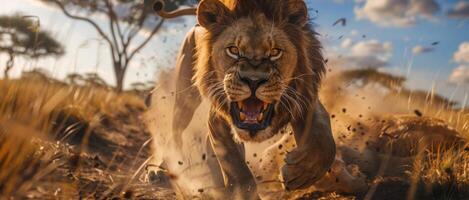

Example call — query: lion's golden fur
[194,0,326,142]
[148,0,336,198]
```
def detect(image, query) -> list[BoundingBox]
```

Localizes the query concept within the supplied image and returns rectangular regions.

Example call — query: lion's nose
[240,77,268,92]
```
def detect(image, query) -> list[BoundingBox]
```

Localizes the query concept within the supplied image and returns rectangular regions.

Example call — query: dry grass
[0,68,467,199]
[0,120,44,196]
[0,76,145,126]
[0,76,149,198]
[321,69,469,199]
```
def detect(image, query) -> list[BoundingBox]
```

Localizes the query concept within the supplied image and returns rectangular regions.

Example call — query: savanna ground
[0,71,172,199]
[1,68,468,200]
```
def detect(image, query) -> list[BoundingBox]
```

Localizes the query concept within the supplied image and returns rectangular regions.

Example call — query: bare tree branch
[49,0,117,61]
[127,19,165,66]
[43,0,174,91]
[115,19,125,48]
[104,0,121,59]
[0,14,64,78]
[125,26,140,48]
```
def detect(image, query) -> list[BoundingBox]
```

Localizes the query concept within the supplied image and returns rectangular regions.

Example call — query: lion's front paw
[145,167,171,188]
[280,147,328,191]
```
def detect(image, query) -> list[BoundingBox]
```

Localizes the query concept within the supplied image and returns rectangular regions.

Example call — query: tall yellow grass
[321,71,469,198]
[0,68,467,198]
[0,76,145,197]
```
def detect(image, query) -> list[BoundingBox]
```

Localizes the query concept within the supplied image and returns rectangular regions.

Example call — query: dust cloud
[145,68,467,198]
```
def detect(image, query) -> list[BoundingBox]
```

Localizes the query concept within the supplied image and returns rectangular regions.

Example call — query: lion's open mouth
[230,96,275,131]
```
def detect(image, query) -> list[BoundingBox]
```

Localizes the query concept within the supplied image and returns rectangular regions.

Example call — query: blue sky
[0,0,468,105]
[0,0,196,86]
[312,0,467,75]
[308,0,469,105]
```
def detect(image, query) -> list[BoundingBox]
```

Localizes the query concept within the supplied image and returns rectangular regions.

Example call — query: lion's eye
[270,48,283,60]
[226,46,240,59]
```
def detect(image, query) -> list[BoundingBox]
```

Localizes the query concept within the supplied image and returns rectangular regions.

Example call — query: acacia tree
[340,68,406,91]
[340,68,456,107]
[0,15,64,79]
[40,0,192,91]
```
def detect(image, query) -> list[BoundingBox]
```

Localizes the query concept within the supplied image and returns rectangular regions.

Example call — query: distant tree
[398,90,458,108]
[130,81,154,91]
[339,68,457,108]
[65,72,110,89]
[130,82,148,93]
[21,68,66,85]
[83,72,109,88]
[39,0,193,91]
[340,68,406,91]
[0,14,64,79]
[65,73,85,85]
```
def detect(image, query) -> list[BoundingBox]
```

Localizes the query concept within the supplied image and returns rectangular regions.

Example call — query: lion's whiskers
[282,73,316,82]
[281,91,304,120]
[280,75,317,99]
[206,82,229,114]
[277,85,301,120]
[278,83,313,119]
[279,96,297,121]
[284,85,311,110]
[212,92,228,114]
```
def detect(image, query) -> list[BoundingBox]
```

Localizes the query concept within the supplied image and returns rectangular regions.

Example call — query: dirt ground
[10,108,175,199]
[2,76,467,200]
[15,109,467,200]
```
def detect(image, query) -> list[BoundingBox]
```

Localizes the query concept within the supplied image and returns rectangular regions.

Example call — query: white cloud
[449,65,469,84]
[334,55,389,68]
[449,42,469,84]
[454,42,469,63]
[328,39,393,69]
[341,38,353,48]
[354,0,440,27]
[447,1,469,19]
[412,45,434,54]
[350,40,393,60]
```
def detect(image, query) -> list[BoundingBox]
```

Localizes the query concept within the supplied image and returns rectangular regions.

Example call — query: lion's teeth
[240,112,246,121]
[257,113,263,121]
[263,103,268,110]
[238,102,244,109]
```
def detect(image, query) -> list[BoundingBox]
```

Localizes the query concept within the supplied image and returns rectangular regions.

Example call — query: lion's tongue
[241,97,264,123]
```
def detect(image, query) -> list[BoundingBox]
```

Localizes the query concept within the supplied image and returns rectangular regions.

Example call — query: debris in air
[333,18,347,27]
[414,109,423,117]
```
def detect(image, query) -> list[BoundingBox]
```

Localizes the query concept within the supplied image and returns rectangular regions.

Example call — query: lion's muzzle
[230,96,275,132]
[227,59,278,132]
[221,57,284,137]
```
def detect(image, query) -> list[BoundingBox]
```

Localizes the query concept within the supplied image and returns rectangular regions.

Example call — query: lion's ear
[286,0,308,27]
[197,0,232,29]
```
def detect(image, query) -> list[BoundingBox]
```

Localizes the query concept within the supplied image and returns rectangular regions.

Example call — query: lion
[146,0,343,199]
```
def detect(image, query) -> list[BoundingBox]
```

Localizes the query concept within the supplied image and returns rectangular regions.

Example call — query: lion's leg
[172,83,201,146]
[208,110,259,199]
[313,156,368,194]
[171,27,202,146]
[147,27,202,186]
[281,100,336,190]
[205,134,225,187]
